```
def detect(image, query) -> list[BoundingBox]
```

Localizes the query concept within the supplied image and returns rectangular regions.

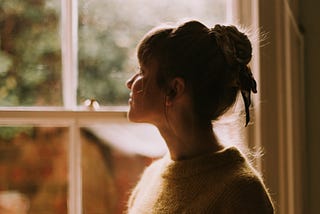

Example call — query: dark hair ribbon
[211,25,257,126]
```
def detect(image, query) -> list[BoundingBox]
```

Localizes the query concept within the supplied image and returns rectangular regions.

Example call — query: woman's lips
[128,94,133,104]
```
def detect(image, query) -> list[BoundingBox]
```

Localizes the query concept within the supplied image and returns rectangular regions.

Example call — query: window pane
[0,126,68,214]
[81,122,166,213]
[78,0,226,105]
[0,0,62,106]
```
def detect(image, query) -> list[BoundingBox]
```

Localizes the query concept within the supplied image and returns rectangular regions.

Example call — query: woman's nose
[126,74,137,89]
[126,78,133,89]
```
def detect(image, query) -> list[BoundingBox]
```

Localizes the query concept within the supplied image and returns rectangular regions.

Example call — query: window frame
[0,107,127,214]
[0,1,128,212]
[61,0,78,108]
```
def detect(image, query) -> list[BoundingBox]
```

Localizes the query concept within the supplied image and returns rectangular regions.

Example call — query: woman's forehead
[139,59,158,73]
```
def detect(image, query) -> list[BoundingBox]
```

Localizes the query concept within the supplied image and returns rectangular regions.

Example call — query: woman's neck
[157,121,224,161]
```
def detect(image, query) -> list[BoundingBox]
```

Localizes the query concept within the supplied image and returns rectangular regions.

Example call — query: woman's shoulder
[138,155,168,180]
[211,147,275,213]
[215,174,275,213]
[222,147,270,193]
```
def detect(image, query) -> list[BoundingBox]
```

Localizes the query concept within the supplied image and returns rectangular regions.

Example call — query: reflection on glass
[0,126,68,214]
[0,1,62,106]
[81,122,166,214]
[78,0,226,105]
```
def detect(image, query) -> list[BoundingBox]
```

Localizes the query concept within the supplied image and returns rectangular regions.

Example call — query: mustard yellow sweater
[127,147,274,214]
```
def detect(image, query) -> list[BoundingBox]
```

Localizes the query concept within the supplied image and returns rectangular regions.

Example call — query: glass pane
[0,0,62,106]
[78,0,226,105]
[0,126,68,214]
[81,122,166,213]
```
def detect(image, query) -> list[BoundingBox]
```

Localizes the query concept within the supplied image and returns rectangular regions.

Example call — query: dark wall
[300,1,320,213]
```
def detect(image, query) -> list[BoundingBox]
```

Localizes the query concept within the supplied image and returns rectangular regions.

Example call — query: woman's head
[134,20,257,126]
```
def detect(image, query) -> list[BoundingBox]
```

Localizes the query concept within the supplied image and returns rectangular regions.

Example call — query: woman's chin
[127,110,142,123]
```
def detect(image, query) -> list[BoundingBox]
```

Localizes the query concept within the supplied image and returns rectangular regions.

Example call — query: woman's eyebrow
[140,68,146,74]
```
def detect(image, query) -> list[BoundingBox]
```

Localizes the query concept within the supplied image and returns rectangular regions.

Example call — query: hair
[137,20,257,126]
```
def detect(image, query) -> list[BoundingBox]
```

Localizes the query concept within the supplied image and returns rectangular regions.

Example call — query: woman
[126,20,274,213]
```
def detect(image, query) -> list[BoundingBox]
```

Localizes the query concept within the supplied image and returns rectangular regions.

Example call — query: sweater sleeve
[213,177,274,214]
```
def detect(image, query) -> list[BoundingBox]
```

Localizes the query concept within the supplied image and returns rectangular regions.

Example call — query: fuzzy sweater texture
[127,147,274,214]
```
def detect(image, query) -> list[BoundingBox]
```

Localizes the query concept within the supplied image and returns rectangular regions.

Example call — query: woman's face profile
[126,61,165,125]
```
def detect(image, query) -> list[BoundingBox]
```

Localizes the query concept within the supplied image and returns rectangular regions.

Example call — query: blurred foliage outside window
[0,0,62,106]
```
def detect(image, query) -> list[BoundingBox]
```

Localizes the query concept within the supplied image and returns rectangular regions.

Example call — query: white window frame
[61,0,78,108]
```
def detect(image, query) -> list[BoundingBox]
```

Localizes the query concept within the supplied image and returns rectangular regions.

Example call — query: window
[0,0,229,213]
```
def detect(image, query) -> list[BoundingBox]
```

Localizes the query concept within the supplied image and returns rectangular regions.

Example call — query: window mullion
[69,121,82,214]
[61,0,81,214]
[61,0,78,109]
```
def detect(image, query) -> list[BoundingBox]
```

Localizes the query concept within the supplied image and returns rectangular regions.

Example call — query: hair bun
[211,25,252,67]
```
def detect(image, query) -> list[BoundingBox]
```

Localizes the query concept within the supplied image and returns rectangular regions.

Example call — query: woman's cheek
[132,76,144,94]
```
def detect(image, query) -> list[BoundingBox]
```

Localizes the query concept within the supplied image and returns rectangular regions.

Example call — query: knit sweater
[127,147,274,214]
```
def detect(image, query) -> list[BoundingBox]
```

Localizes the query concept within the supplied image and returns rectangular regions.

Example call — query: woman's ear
[165,77,185,106]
